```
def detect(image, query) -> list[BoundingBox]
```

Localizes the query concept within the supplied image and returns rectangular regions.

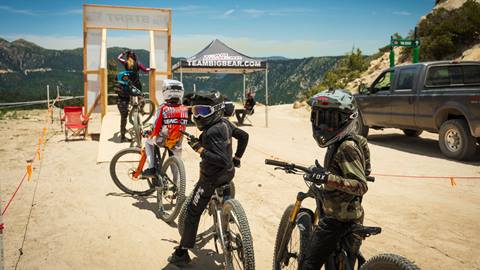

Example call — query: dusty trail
[1,106,479,269]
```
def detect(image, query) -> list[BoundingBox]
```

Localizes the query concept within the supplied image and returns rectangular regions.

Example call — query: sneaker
[168,247,191,266]
[141,168,156,178]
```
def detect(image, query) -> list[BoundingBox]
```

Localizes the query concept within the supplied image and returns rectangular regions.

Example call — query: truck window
[372,71,394,92]
[426,65,480,87]
[395,68,416,90]
[463,65,480,84]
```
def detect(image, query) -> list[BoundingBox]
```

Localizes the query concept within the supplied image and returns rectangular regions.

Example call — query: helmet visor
[311,109,354,131]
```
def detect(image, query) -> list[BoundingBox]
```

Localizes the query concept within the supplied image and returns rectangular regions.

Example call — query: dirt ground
[1,105,479,270]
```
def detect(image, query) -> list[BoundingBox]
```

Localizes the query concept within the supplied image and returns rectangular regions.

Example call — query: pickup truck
[354,61,480,160]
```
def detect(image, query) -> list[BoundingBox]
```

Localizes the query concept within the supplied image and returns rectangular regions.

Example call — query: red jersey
[151,103,189,149]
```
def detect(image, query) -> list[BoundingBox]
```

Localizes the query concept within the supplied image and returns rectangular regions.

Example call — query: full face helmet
[191,91,225,131]
[117,71,132,86]
[162,79,184,104]
[309,89,358,148]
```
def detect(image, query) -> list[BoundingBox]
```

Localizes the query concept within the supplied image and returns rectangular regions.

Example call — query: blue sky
[0,0,434,58]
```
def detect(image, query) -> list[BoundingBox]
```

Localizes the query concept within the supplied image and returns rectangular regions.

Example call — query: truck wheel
[439,119,477,160]
[354,115,369,138]
[402,129,423,137]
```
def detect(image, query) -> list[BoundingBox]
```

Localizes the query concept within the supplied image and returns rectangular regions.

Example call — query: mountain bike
[177,181,255,270]
[176,132,254,270]
[129,96,155,126]
[265,159,421,270]
[109,144,186,223]
[128,92,144,148]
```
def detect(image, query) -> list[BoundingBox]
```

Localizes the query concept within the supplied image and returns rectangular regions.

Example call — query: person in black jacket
[168,91,249,266]
[235,91,256,125]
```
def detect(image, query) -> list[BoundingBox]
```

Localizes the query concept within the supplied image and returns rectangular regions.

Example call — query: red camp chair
[61,106,88,141]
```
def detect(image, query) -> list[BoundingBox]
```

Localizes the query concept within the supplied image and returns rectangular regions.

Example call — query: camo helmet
[309,89,358,147]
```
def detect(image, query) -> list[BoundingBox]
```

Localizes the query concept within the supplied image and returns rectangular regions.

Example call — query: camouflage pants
[117,99,129,137]
[300,217,362,270]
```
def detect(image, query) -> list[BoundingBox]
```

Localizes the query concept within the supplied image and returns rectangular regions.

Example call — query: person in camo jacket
[300,89,371,270]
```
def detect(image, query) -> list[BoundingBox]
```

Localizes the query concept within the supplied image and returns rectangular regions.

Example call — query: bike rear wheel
[128,99,155,125]
[273,205,313,270]
[223,199,255,270]
[157,156,186,223]
[109,147,155,196]
[360,253,421,270]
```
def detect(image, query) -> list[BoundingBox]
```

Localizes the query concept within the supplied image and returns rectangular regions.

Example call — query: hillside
[0,38,340,104]
[344,0,480,92]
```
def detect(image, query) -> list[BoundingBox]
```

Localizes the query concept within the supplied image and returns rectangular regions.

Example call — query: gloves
[142,128,152,138]
[188,137,203,153]
[304,161,328,184]
[233,157,241,168]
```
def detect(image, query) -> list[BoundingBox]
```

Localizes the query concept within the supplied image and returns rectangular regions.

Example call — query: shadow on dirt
[105,192,179,228]
[367,133,480,165]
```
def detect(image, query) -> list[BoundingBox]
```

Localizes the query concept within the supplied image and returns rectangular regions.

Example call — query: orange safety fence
[248,145,479,188]
[1,107,52,218]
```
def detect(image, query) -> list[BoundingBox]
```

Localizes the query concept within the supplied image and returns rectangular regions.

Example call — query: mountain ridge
[0,38,341,104]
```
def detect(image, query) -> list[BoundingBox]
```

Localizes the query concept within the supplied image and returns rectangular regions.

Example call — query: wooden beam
[84,4,171,12]
[86,26,169,32]
[84,70,100,74]
[86,93,102,118]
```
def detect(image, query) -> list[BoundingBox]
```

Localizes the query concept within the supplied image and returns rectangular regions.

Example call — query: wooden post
[46,85,50,108]
[265,63,269,128]
[167,10,172,79]
[99,28,108,118]
[83,5,88,120]
[243,73,246,104]
[149,30,158,106]
[0,197,4,270]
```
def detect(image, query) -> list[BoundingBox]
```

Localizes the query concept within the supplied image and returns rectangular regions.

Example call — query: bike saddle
[350,224,381,238]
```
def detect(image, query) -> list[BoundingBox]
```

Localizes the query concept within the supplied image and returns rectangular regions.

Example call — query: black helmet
[309,89,358,147]
[191,91,225,131]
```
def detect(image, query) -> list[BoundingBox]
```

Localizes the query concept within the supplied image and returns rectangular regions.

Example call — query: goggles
[192,103,225,118]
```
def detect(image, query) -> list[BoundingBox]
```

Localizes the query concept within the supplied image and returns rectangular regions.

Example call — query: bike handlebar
[180,130,197,141]
[265,158,375,182]
[265,159,312,174]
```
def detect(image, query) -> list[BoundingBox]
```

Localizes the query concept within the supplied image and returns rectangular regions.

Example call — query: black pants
[117,98,129,138]
[300,217,361,270]
[235,109,252,125]
[180,168,235,248]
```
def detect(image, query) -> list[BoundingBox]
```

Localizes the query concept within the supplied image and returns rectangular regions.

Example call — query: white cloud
[222,9,235,17]
[393,11,411,16]
[0,5,36,16]
[57,9,82,15]
[3,33,383,58]
[242,9,265,17]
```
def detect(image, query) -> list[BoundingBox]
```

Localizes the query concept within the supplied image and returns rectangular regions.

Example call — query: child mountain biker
[141,80,188,177]
[168,91,249,265]
[115,71,143,142]
[300,89,371,270]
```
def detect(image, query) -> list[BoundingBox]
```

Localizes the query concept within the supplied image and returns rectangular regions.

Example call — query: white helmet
[162,79,184,102]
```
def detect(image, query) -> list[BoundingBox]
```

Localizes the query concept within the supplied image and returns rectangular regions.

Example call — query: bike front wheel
[273,205,313,270]
[360,253,421,270]
[157,156,186,223]
[109,147,155,196]
[223,199,255,270]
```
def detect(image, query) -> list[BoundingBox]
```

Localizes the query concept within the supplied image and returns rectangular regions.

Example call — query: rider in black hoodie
[168,91,249,266]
